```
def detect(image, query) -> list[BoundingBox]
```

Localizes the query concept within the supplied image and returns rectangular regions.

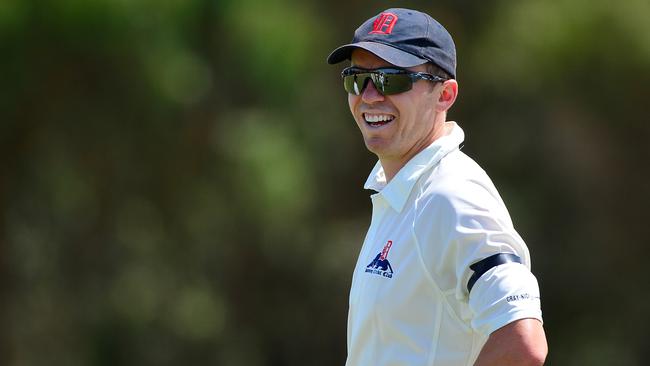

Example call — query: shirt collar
[363,122,465,212]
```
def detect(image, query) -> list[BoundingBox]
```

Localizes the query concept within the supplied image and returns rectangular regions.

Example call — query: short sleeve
[469,262,542,335]
[414,176,543,336]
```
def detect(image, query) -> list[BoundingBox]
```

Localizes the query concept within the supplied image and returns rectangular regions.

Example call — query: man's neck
[380,121,454,183]
[379,161,402,184]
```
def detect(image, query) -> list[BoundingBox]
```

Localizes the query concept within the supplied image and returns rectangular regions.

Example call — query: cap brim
[327,41,428,68]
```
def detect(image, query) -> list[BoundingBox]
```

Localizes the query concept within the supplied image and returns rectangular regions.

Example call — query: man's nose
[361,79,385,104]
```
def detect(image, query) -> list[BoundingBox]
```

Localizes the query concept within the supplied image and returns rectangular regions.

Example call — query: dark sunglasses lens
[343,71,414,95]
[343,74,357,94]
[382,74,413,94]
[344,73,369,95]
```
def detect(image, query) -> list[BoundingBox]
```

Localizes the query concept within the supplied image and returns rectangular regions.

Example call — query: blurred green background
[1,0,649,365]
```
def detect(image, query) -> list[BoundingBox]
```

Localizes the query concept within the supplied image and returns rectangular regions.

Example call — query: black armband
[467,253,522,293]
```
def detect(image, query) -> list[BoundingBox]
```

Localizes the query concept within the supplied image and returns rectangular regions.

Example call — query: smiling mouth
[363,113,395,128]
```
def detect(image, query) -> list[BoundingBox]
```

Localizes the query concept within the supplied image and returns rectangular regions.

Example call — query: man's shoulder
[425,150,491,190]
[414,150,502,212]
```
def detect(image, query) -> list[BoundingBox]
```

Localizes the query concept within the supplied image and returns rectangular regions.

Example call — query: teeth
[364,114,394,123]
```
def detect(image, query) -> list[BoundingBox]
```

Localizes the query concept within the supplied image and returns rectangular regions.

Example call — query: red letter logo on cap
[369,12,398,34]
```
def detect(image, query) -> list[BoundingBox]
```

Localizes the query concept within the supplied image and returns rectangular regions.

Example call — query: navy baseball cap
[327,8,457,79]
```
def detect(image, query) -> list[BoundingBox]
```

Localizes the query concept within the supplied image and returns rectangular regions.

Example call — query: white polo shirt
[346,122,542,366]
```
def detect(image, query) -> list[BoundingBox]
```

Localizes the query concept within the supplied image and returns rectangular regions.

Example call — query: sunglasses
[341,67,447,96]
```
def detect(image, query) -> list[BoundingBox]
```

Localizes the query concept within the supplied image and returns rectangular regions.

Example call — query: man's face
[348,49,443,165]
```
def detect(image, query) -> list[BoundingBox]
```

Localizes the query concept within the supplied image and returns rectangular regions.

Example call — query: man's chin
[364,139,391,156]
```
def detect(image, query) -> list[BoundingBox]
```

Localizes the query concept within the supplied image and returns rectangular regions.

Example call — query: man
[327,8,547,366]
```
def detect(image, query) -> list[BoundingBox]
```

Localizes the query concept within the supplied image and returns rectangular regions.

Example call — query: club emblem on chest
[365,240,394,278]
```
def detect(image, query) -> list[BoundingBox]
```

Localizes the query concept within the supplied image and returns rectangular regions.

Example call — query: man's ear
[436,79,458,112]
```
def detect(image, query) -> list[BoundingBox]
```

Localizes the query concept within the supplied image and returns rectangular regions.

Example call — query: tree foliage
[1,0,648,365]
